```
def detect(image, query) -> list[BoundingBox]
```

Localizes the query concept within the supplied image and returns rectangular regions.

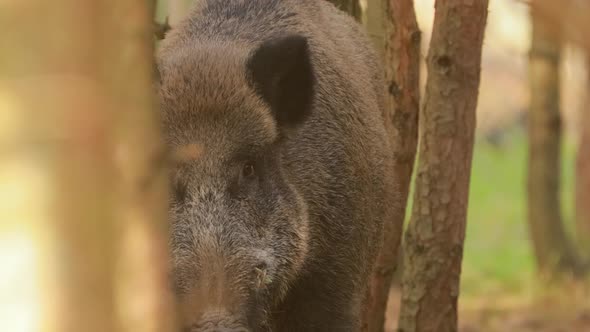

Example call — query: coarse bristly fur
[156,0,396,331]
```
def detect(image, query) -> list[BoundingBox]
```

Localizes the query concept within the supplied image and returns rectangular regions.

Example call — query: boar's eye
[230,160,259,197]
[242,161,256,179]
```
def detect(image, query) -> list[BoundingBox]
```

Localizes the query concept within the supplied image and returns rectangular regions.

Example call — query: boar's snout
[175,238,275,331]
[183,310,250,332]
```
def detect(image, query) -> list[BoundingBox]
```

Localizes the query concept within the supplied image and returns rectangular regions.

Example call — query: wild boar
[156,0,395,331]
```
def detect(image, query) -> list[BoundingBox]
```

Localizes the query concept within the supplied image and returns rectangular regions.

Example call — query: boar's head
[157,35,315,331]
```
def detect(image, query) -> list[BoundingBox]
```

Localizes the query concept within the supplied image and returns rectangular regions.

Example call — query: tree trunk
[0,1,175,331]
[364,0,385,56]
[527,5,585,279]
[327,0,362,21]
[576,58,590,254]
[398,1,488,332]
[362,1,420,332]
[107,1,178,331]
[168,0,190,25]
[528,0,590,54]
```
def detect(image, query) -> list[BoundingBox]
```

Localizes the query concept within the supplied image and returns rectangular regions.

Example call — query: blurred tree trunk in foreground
[398,1,488,332]
[327,0,362,21]
[527,5,585,279]
[362,1,420,332]
[109,1,177,330]
[576,58,590,253]
[0,1,176,331]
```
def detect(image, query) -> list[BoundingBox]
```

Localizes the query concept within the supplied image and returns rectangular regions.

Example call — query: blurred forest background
[397,1,590,331]
[412,0,587,295]
[1,0,589,331]
[398,0,590,331]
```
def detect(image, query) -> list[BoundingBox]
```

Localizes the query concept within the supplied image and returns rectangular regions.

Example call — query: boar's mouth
[183,325,250,332]
[182,304,274,332]
[184,324,250,332]
[177,249,276,332]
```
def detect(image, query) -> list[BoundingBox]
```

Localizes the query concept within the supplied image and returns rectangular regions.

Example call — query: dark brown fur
[157,0,395,331]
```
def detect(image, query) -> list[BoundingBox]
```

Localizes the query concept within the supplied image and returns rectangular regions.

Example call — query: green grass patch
[462,132,576,296]
[404,130,577,297]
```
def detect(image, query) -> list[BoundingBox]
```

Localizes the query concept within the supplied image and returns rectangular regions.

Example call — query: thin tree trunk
[0,1,175,331]
[363,1,420,331]
[0,2,116,331]
[107,1,178,331]
[576,58,590,254]
[398,1,488,332]
[529,0,590,54]
[527,5,585,279]
[327,0,362,21]
[364,0,385,56]
[169,0,189,25]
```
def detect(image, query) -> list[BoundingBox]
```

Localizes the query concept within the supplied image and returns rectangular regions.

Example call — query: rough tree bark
[398,1,488,332]
[576,58,590,253]
[327,0,362,21]
[362,1,420,332]
[0,1,175,331]
[527,4,585,279]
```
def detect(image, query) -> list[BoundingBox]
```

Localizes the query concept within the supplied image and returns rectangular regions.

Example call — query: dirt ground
[384,288,590,332]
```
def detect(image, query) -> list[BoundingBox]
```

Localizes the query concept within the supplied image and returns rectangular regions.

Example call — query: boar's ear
[247,34,315,128]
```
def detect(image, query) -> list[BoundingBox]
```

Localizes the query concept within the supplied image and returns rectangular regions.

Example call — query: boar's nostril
[184,324,250,332]
[185,312,251,332]
[253,262,270,289]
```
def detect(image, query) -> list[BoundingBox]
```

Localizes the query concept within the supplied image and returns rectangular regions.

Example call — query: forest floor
[385,286,590,332]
